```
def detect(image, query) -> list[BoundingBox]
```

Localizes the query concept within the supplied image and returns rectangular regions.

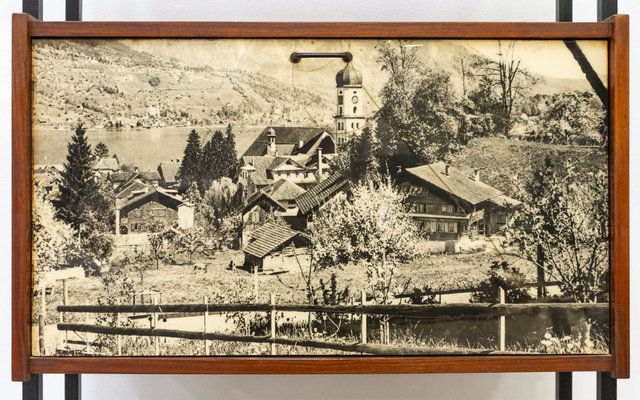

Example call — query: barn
[243,222,311,272]
[115,187,194,234]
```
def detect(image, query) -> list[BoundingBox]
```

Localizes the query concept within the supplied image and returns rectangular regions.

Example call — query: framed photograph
[12,14,629,381]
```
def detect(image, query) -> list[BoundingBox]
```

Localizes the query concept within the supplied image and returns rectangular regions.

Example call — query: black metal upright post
[65,374,82,400]
[556,0,572,23]
[555,2,574,398]
[22,0,42,19]
[64,3,83,398]
[22,375,43,400]
[23,4,43,399]
[598,0,618,21]
[65,0,82,21]
[598,372,617,400]
[555,372,572,400]
[597,0,618,398]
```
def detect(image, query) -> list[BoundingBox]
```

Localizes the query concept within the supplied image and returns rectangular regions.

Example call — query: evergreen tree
[94,142,109,159]
[56,123,100,232]
[178,129,202,192]
[348,126,380,183]
[224,124,238,177]
[200,130,224,191]
[210,130,226,181]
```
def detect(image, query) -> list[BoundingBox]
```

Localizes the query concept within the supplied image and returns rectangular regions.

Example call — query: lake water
[34,126,263,171]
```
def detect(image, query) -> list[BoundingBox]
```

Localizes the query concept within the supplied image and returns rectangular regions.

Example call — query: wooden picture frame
[12,13,629,382]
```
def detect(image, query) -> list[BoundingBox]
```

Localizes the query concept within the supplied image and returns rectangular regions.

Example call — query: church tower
[334,63,366,146]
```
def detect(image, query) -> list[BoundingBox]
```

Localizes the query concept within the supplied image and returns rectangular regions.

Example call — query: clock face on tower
[351,95,359,104]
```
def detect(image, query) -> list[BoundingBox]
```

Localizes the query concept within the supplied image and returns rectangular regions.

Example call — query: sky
[125,38,608,93]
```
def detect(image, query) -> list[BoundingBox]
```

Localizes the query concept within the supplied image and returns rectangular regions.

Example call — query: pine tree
[348,126,380,182]
[56,123,100,232]
[224,124,238,178]
[179,129,202,192]
[210,130,226,181]
[94,142,109,159]
[200,130,224,191]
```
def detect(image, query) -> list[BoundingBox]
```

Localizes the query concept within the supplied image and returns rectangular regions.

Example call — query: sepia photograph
[30,37,610,357]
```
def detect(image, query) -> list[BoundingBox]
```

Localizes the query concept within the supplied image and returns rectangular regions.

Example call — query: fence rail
[57,302,607,318]
[55,299,608,356]
[57,323,492,356]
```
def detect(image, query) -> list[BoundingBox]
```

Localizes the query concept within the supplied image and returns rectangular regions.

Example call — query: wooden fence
[55,293,608,356]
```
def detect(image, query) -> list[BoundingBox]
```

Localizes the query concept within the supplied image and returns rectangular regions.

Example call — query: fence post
[152,297,159,356]
[62,278,69,347]
[253,265,259,301]
[203,295,209,356]
[84,301,90,353]
[360,290,367,344]
[116,312,122,356]
[270,293,277,355]
[38,315,45,356]
[498,285,506,352]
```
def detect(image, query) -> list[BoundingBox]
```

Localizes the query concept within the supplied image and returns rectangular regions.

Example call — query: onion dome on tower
[335,63,363,87]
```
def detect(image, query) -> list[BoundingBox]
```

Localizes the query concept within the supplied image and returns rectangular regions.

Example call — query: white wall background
[0,0,637,399]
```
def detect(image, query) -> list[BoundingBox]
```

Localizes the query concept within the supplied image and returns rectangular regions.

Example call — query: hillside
[32,40,334,130]
[451,137,608,196]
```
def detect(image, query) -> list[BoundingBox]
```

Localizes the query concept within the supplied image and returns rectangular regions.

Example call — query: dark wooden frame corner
[11,13,630,382]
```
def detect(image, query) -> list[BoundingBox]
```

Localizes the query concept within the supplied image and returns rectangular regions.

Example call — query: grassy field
[451,137,608,196]
[41,246,533,325]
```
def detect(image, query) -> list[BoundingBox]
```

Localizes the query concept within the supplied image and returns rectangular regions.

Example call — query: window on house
[423,221,433,233]
[425,204,435,213]
[356,122,360,128]
[353,106,357,113]
[338,95,343,105]
[351,123,355,129]
[436,222,444,232]
[418,204,425,213]
[441,204,447,213]
[449,223,457,233]
[339,106,343,114]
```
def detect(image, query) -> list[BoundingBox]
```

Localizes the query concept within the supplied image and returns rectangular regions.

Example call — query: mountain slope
[32,40,335,130]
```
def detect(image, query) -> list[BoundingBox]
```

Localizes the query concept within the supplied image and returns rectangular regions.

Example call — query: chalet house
[115,187,194,235]
[237,126,336,197]
[157,159,181,189]
[243,222,311,272]
[292,173,350,229]
[241,179,307,244]
[241,173,350,243]
[399,162,520,241]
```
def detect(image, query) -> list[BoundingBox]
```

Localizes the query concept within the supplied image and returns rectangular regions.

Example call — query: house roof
[116,187,186,211]
[34,164,64,174]
[268,156,306,171]
[139,170,161,181]
[243,179,306,214]
[267,179,307,201]
[243,222,307,259]
[294,173,350,215]
[242,126,328,157]
[404,162,519,207]
[157,160,180,184]
[240,156,277,186]
[111,170,161,192]
[108,171,132,183]
[115,179,150,199]
[94,157,120,171]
